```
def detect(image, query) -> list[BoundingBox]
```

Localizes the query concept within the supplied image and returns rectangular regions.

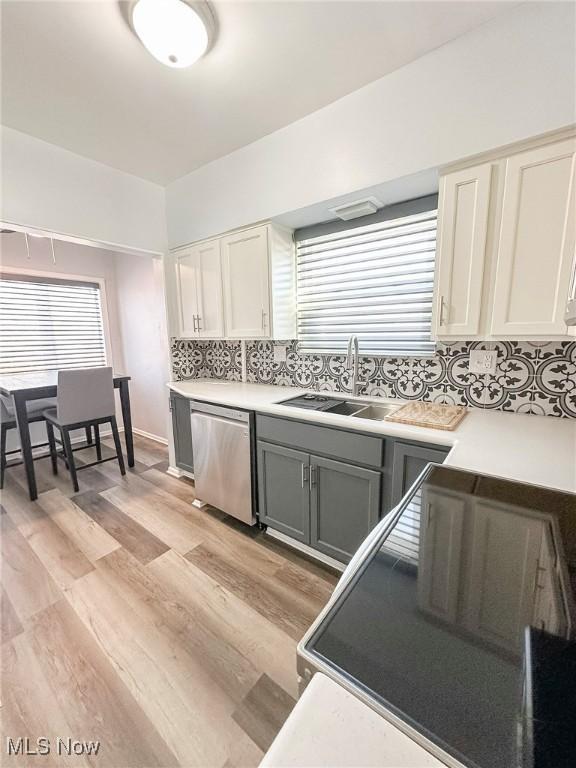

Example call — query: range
[298,465,576,768]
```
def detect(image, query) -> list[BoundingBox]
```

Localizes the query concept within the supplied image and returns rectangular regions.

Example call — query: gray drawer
[256,415,384,468]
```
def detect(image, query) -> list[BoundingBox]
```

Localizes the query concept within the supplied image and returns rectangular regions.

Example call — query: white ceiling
[1,1,516,185]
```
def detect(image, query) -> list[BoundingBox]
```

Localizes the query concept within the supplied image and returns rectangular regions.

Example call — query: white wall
[1,234,169,445]
[166,2,576,247]
[1,127,167,255]
[114,252,170,442]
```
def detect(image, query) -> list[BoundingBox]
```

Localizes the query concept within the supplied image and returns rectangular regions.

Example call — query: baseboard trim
[167,465,195,481]
[132,428,168,445]
[265,528,345,572]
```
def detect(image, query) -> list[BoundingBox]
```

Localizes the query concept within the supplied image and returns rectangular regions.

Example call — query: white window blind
[0,274,107,374]
[296,208,437,355]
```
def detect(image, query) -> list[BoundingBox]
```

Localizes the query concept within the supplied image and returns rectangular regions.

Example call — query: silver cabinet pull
[309,465,317,489]
[261,309,267,330]
[192,315,197,332]
[197,315,202,331]
[301,464,309,488]
[439,296,448,327]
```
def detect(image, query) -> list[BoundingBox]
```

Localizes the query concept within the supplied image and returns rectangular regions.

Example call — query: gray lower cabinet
[257,439,381,563]
[257,441,310,543]
[170,394,194,474]
[391,441,449,506]
[310,456,381,562]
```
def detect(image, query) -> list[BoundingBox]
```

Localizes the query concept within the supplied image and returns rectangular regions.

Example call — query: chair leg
[61,427,79,493]
[0,423,7,490]
[85,426,93,445]
[94,423,102,462]
[46,422,58,475]
[110,417,126,476]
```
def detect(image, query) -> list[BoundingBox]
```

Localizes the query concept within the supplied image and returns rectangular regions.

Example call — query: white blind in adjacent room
[0,274,107,375]
[296,208,437,356]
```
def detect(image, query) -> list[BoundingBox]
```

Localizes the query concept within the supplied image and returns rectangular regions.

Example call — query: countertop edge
[167,380,576,494]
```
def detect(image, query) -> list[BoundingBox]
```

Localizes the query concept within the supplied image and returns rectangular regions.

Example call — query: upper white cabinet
[172,223,295,340]
[491,139,576,335]
[434,132,576,339]
[221,225,271,338]
[435,164,492,335]
[176,239,224,338]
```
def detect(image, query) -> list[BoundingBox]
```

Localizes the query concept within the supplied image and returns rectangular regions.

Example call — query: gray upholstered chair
[0,395,56,488]
[43,367,125,492]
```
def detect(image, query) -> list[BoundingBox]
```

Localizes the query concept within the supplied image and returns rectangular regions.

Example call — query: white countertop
[260,673,446,768]
[168,379,576,493]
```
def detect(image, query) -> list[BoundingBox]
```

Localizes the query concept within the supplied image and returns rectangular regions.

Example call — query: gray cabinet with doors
[170,393,194,474]
[256,415,385,564]
[256,414,449,565]
[310,456,381,562]
[257,437,381,563]
[257,441,309,542]
[391,440,449,506]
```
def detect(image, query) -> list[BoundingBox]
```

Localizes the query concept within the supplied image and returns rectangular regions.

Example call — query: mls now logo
[6,737,101,756]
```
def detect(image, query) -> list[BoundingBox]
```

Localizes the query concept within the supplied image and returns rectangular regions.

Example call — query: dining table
[0,371,134,501]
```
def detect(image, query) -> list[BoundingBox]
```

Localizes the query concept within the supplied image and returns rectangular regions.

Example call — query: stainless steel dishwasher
[190,401,255,525]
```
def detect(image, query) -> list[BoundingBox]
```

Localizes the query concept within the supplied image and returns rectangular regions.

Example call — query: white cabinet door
[221,225,271,338]
[491,138,576,335]
[417,490,465,623]
[434,164,492,336]
[463,501,544,653]
[176,248,201,337]
[195,240,224,338]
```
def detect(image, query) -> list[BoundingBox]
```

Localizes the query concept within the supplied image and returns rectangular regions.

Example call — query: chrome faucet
[346,334,360,397]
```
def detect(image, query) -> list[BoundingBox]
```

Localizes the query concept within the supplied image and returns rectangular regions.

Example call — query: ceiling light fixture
[131,0,214,68]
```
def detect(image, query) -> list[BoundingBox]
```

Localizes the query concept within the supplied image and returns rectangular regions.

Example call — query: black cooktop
[304,466,576,768]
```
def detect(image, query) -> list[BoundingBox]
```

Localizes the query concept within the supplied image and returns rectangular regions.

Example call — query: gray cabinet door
[391,442,448,506]
[257,441,310,543]
[310,455,381,563]
[171,394,194,473]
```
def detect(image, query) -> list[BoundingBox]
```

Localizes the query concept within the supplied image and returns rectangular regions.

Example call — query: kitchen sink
[326,400,366,416]
[280,393,400,421]
[326,399,399,420]
[351,404,398,421]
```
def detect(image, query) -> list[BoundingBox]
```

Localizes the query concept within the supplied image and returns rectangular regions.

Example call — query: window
[0,273,107,375]
[295,200,437,356]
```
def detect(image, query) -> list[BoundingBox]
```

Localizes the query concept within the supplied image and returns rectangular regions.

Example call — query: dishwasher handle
[190,400,250,423]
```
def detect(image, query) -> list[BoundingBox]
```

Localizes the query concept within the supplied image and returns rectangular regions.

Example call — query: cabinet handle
[439,296,448,327]
[301,464,309,488]
[261,309,267,330]
[309,465,317,489]
[192,315,197,332]
[197,315,202,331]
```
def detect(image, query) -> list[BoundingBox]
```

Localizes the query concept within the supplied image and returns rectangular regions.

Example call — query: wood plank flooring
[0,435,337,767]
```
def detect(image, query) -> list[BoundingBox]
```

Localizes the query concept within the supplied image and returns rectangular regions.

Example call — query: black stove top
[304,466,576,768]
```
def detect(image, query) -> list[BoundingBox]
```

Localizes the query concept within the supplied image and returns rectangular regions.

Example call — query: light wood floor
[1,434,338,767]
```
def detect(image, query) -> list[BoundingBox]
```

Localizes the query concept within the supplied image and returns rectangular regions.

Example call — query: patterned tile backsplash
[171,339,576,419]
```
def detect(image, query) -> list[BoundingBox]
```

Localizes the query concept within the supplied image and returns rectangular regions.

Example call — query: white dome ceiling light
[131,0,215,68]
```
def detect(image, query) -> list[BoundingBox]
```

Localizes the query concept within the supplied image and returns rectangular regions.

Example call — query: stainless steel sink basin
[352,404,398,421]
[326,400,366,416]
[326,399,399,420]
